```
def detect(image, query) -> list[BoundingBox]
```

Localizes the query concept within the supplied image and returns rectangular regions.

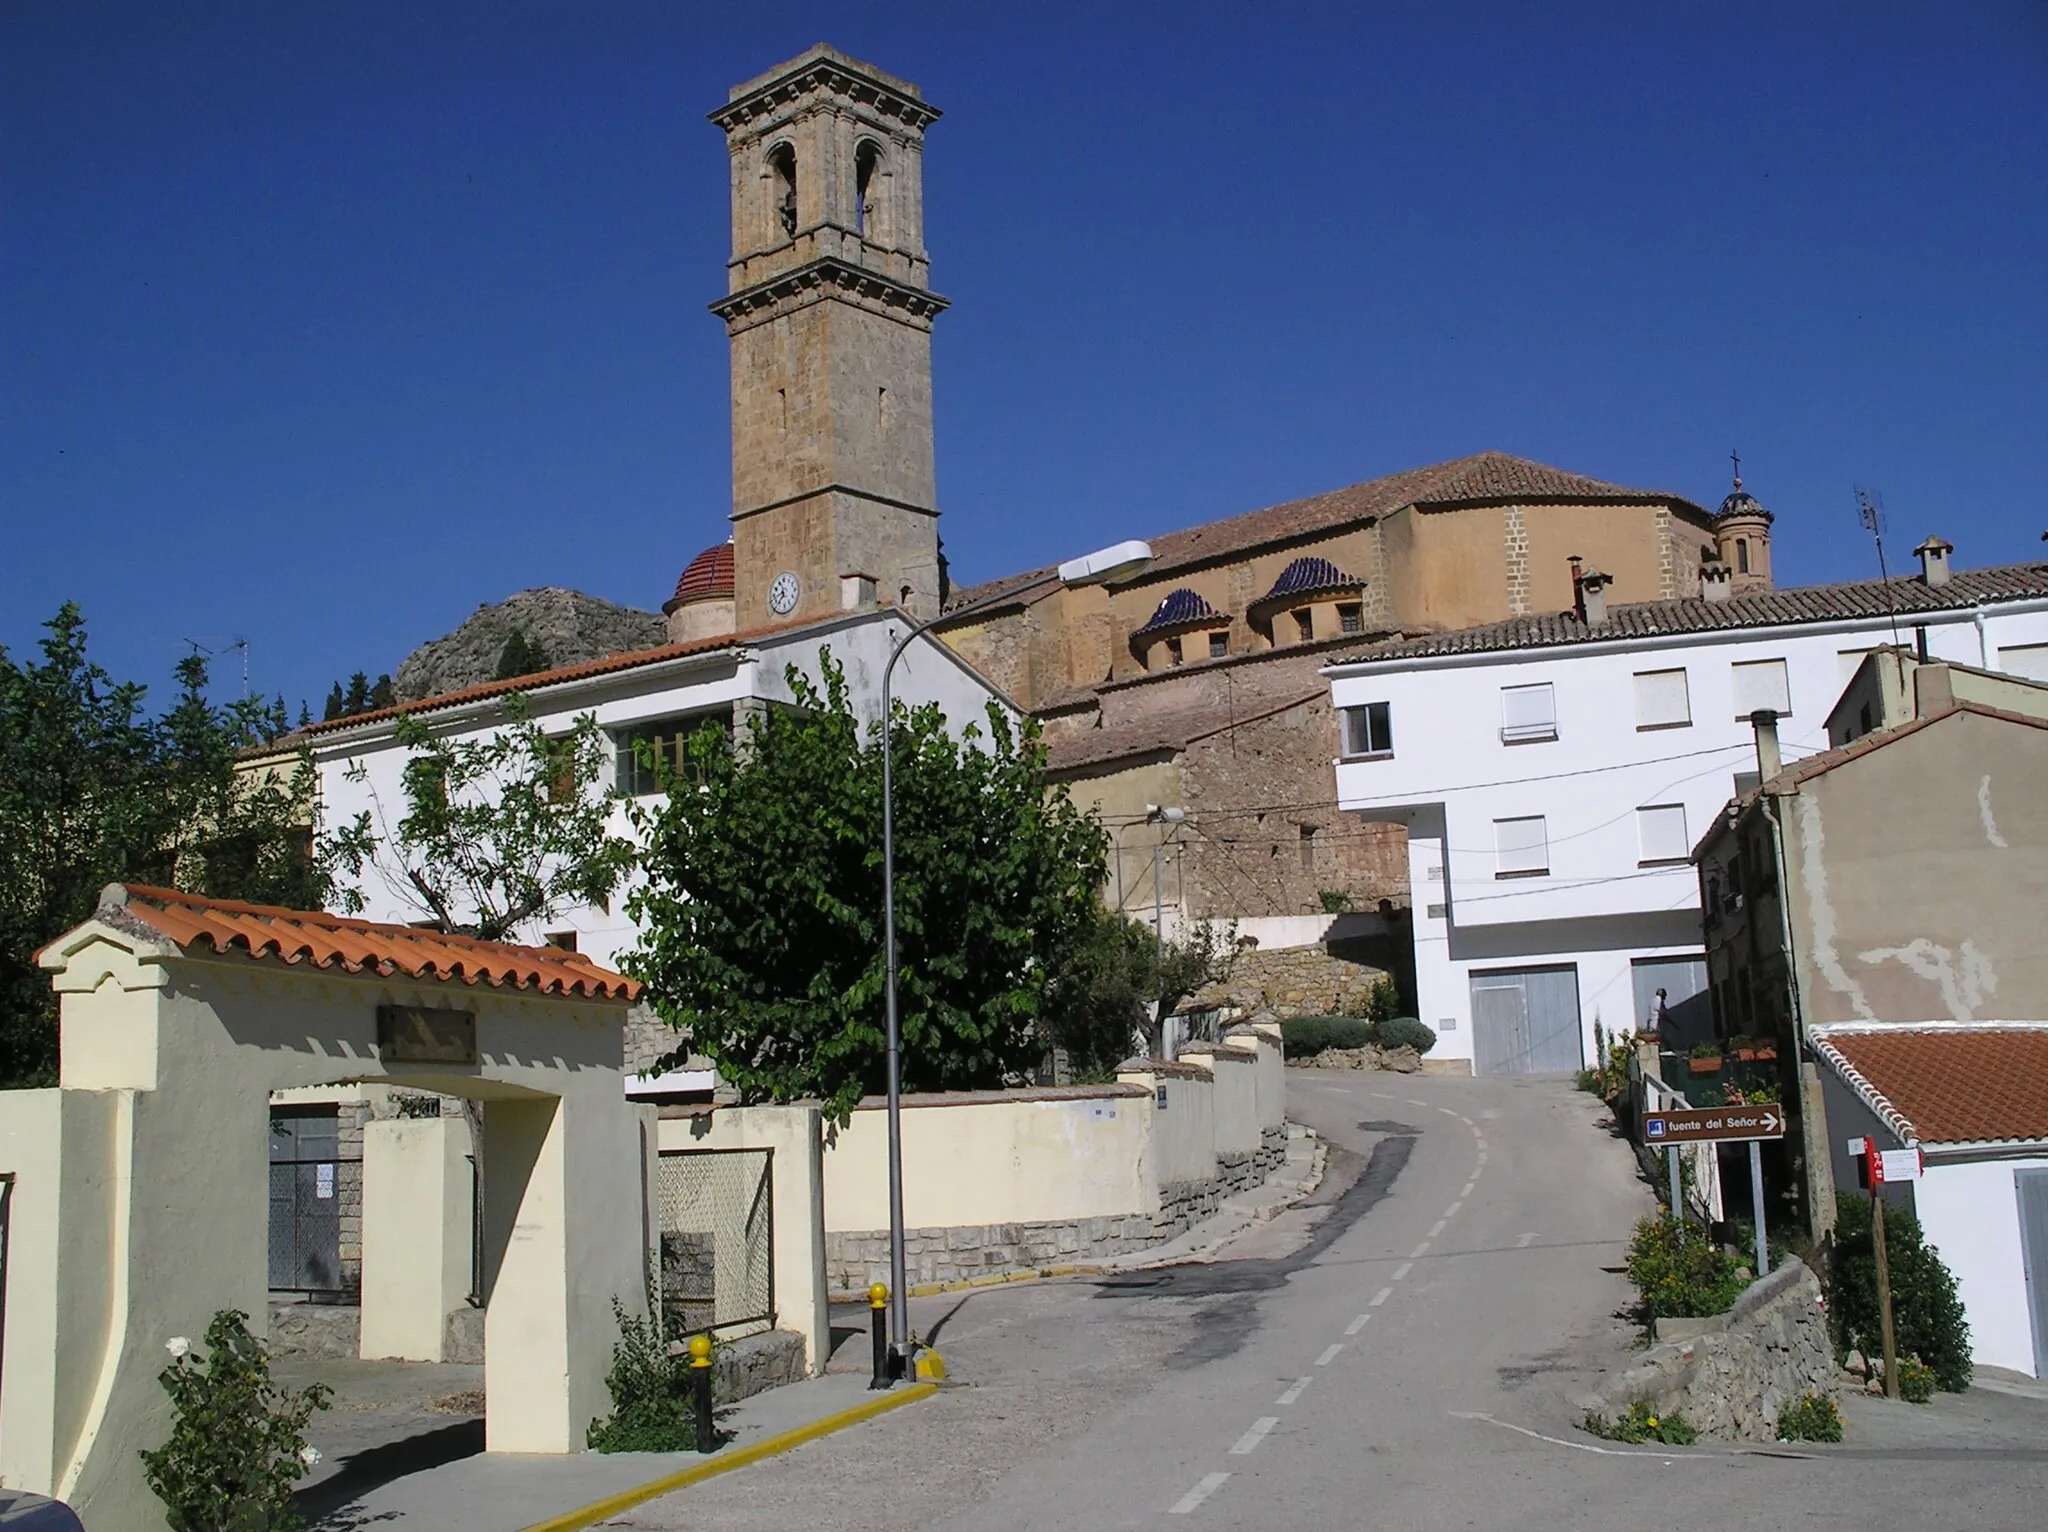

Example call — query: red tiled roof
[65,884,640,1000]
[665,541,735,614]
[1814,1026,2048,1147]
[944,452,1701,612]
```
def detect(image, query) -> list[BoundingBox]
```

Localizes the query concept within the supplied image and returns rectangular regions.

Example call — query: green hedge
[1279,1016,1375,1058]
[1831,1192,1972,1392]
[1379,1016,1436,1055]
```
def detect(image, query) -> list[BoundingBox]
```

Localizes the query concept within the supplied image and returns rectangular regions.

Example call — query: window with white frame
[1633,668,1690,730]
[1341,701,1393,758]
[1636,803,1690,864]
[1500,683,1557,743]
[1731,658,1792,719]
[1494,815,1549,877]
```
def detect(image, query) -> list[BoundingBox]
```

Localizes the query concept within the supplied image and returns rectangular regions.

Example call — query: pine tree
[494,630,550,681]
[342,672,371,716]
[368,675,395,711]
[322,683,345,722]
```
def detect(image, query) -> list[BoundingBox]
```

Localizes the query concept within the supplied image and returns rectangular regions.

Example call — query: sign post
[1867,1136,1900,1401]
[1643,1106,1787,1269]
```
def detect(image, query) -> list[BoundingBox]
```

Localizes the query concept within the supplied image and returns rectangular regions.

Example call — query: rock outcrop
[395,588,665,702]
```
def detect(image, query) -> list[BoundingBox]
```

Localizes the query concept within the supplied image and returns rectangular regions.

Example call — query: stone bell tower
[711,45,948,628]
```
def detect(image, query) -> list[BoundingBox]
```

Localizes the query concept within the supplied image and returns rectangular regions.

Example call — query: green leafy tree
[325,694,634,942]
[140,1309,332,1532]
[624,653,1107,1124]
[341,672,371,716]
[1831,1191,1972,1391]
[322,682,345,722]
[0,607,325,1086]
[495,629,551,681]
[367,674,396,711]
[1041,906,1244,1074]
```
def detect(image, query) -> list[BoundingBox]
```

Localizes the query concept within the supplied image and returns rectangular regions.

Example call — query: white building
[305,608,1008,974]
[1324,543,2048,1076]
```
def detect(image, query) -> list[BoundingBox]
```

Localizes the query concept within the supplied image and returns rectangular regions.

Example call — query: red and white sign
[1856,1137,1924,1184]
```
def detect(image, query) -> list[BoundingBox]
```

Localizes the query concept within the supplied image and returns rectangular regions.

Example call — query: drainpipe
[1760,789,1835,1244]
[1974,608,1990,669]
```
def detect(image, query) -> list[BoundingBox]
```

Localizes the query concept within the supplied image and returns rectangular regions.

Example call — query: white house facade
[1324,552,2048,1076]
[305,608,1011,975]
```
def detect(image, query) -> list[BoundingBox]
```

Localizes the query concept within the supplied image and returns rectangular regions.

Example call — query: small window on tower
[855,139,881,237]
[769,143,797,240]
[1208,631,1228,659]
[1165,636,1184,667]
[1736,538,1751,574]
[1293,610,1313,642]
[1337,603,1364,635]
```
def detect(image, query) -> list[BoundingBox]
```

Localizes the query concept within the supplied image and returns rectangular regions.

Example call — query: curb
[519,1382,939,1532]
[904,1263,1102,1298]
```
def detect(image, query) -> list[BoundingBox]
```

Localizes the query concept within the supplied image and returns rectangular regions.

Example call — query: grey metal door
[1632,956,1711,1052]
[1470,965,1583,1076]
[269,1110,345,1294]
[2019,1168,2048,1379]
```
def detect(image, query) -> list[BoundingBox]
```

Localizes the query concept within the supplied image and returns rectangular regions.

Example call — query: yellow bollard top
[687,1333,713,1369]
[868,1282,889,1309]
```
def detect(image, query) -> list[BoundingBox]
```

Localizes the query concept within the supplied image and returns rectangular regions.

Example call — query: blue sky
[5,2,2046,713]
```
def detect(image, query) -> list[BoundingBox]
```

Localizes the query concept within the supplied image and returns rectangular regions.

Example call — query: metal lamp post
[877,539,1151,1372]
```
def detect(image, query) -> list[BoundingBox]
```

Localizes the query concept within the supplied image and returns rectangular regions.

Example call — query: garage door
[2020,1168,2048,1379]
[1470,965,1583,1076]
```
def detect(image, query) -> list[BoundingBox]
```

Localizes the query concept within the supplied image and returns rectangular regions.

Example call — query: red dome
[665,541,735,613]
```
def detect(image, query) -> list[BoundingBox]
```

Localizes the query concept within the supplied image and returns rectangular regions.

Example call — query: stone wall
[713,1329,808,1405]
[1580,1260,1836,1441]
[1193,938,1400,1017]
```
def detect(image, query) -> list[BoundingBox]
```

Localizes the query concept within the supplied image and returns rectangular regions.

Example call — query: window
[1341,702,1393,758]
[1633,669,1690,730]
[1736,538,1750,574]
[1208,631,1228,659]
[543,931,578,952]
[614,711,733,796]
[1293,610,1313,642]
[1636,804,1690,865]
[1165,636,1184,666]
[1500,683,1557,744]
[2001,643,2048,682]
[1337,602,1364,635]
[854,139,880,237]
[1494,816,1548,878]
[1731,658,1791,719]
[1298,824,1316,870]
[769,143,797,239]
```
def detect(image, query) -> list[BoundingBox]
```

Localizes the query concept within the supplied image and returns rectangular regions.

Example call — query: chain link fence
[656,1147,774,1340]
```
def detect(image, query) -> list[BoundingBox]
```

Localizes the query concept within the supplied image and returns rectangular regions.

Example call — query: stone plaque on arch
[378,1004,477,1064]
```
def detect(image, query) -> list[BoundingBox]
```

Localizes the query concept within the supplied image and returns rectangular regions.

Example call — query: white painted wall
[1178,1044,1261,1160]
[1915,1154,2048,1378]
[360,1117,474,1363]
[1329,600,2048,1068]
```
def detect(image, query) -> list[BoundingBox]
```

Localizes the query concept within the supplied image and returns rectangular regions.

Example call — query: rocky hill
[395,588,666,703]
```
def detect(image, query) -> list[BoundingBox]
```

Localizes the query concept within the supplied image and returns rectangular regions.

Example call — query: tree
[323,682,345,722]
[368,674,396,711]
[624,654,1107,1124]
[325,694,635,942]
[1041,906,1246,1075]
[342,672,371,716]
[0,606,325,1086]
[495,629,551,681]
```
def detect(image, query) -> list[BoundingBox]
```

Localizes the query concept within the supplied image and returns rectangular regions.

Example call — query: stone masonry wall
[1193,941,1396,1017]
[1581,1260,1835,1441]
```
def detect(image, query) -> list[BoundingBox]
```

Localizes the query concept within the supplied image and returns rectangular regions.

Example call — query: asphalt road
[621,1072,2048,1531]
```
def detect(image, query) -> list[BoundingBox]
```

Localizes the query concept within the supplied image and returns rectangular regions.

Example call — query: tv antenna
[1853,487,1902,647]
[183,636,251,698]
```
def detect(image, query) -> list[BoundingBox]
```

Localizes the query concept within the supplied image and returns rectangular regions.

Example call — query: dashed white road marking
[1410,1241,1431,1259]
[1428,1219,1448,1237]
[1369,1286,1393,1307]
[1170,1472,1232,1514]
[1445,1201,1463,1216]
[1230,1417,1280,1455]
[1345,1313,1370,1335]
[1437,1106,1459,1116]
[1516,1232,1538,1248]
[1393,1261,1413,1280]
[1316,1343,1346,1365]
[1404,1098,1428,1107]
[1277,1376,1311,1405]
[1461,1182,1476,1197]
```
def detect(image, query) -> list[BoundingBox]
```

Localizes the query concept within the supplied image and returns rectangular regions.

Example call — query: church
[311,43,1777,1018]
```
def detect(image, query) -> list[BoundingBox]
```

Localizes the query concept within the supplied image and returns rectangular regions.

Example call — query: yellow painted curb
[519,1381,939,1532]
[901,1263,1103,1298]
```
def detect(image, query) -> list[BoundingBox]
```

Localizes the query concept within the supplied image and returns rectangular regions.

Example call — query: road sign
[1643,1105,1786,1144]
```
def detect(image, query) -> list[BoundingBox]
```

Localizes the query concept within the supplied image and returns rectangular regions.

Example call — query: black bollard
[868,1281,891,1389]
[689,1334,716,1452]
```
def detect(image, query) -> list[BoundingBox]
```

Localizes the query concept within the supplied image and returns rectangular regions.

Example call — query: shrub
[1583,1402,1697,1445]
[1777,1392,1843,1442]
[1829,1192,1972,1392]
[1625,1215,1748,1319]
[1378,1016,1436,1055]
[1897,1355,1937,1404]
[1365,975,1401,1026]
[587,1275,698,1453]
[140,1309,333,1532]
[1279,1015,1373,1058]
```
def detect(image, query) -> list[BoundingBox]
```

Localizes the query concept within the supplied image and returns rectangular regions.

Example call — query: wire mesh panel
[268,1109,357,1297]
[656,1148,773,1339]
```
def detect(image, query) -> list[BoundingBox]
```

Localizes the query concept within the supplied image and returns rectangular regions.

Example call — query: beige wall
[1113,1064,1217,1198]
[1175,1043,1261,1161]
[360,1117,474,1363]
[1784,711,2048,1026]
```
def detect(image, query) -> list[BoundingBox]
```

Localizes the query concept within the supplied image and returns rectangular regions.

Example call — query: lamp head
[1057,539,1153,588]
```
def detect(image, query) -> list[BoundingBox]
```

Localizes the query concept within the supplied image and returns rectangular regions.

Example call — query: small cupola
[1712,455,1774,597]
[664,539,737,643]
[1131,588,1231,669]
[1246,556,1367,646]
[1914,536,1954,588]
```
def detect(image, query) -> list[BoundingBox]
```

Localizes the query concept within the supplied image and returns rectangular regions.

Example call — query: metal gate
[1470,964,1584,1076]
[269,1109,356,1297]
[1631,956,1711,1052]
[2019,1168,2048,1379]
[656,1148,773,1340]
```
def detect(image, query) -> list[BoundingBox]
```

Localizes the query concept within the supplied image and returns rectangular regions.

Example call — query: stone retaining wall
[1580,1260,1835,1441]
[714,1329,807,1405]
[1191,943,1391,1017]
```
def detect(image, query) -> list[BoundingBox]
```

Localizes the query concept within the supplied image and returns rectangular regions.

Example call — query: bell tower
[711,45,948,628]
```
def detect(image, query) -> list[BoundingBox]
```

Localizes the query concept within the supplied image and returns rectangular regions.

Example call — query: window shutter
[1633,669,1690,729]
[1637,804,1689,863]
[1494,816,1548,875]
[1732,659,1791,717]
[1500,683,1557,742]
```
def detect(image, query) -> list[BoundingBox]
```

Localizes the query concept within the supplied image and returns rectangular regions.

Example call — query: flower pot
[1688,1057,1723,1075]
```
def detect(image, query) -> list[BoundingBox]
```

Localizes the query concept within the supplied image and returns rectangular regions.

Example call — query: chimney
[1577,567,1613,626]
[1700,560,1733,604]
[1914,536,1954,588]
[1750,708,1782,781]
[839,571,878,612]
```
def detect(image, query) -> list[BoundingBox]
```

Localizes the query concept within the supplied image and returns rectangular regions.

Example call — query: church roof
[944,451,1703,615]
[665,541,735,614]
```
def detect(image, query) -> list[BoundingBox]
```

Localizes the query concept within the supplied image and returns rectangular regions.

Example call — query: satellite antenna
[183,636,252,698]
[1853,487,1902,647]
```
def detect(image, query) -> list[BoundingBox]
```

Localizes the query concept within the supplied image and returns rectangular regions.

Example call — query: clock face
[768,571,801,616]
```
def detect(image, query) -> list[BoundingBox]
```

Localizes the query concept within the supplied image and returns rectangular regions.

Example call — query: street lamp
[877,538,1152,1374]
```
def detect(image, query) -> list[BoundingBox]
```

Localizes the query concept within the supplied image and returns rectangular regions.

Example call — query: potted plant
[1688,1041,1723,1076]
